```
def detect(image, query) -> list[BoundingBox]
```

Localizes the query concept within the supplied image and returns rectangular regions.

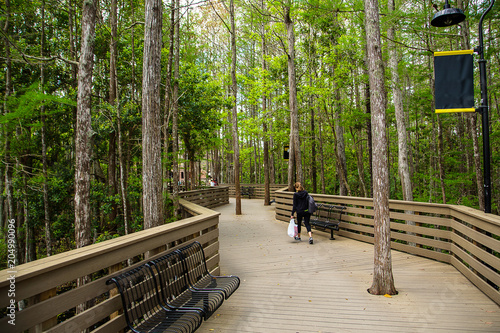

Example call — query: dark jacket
[292,190,309,215]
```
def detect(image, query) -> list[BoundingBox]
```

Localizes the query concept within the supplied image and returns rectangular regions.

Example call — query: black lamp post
[431,0,495,213]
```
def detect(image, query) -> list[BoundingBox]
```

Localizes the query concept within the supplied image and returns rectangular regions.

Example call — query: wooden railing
[275,188,500,306]
[0,197,224,332]
[227,183,286,200]
[179,185,229,208]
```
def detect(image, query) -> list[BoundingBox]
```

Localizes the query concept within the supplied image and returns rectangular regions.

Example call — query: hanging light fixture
[431,0,466,27]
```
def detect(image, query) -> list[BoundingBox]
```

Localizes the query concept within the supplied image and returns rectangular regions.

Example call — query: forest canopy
[0,0,498,265]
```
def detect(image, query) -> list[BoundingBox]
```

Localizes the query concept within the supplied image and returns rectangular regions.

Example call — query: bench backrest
[149,251,192,303]
[177,241,210,285]
[107,264,161,330]
[313,204,346,222]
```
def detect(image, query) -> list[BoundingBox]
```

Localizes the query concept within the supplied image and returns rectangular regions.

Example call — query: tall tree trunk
[364,0,397,296]
[75,0,98,316]
[23,173,35,262]
[230,0,241,214]
[318,121,326,194]
[142,0,164,230]
[261,1,270,205]
[334,94,349,195]
[116,85,129,236]
[350,127,368,197]
[41,0,52,256]
[130,0,137,102]
[363,48,373,197]
[310,106,317,193]
[284,4,302,190]
[68,0,78,87]
[108,0,118,223]
[162,0,175,207]
[388,0,414,245]
[309,39,317,193]
[172,0,180,216]
[388,0,412,202]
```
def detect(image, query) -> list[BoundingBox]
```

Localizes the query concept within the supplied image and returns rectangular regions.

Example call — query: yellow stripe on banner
[434,50,474,57]
[435,108,476,113]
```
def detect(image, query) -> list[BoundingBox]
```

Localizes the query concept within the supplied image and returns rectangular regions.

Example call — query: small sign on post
[283,145,289,161]
[434,50,475,113]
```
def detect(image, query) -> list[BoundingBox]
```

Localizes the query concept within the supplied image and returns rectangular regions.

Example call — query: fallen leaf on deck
[384,294,392,298]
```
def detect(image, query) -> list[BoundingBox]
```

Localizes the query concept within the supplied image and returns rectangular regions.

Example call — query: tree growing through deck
[364,0,397,296]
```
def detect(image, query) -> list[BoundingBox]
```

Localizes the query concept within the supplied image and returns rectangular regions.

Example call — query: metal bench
[106,264,203,333]
[148,251,225,320]
[309,204,346,240]
[240,186,254,199]
[107,242,240,332]
[177,241,240,300]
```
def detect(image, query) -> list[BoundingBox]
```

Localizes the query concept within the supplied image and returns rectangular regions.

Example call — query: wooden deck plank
[200,198,499,332]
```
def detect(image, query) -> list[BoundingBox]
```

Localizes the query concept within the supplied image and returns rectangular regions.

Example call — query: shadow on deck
[204,198,499,332]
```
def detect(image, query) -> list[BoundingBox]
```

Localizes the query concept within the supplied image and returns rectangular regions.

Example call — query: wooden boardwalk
[200,199,499,333]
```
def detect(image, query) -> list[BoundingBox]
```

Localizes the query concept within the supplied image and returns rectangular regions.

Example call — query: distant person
[290,182,313,244]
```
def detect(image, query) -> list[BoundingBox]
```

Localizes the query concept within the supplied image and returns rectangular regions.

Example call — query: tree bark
[388,0,412,202]
[318,121,326,194]
[230,0,241,214]
[75,0,97,251]
[116,84,129,236]
[172,0,180,216]
[364,0,397,296]
[333,85,348,196]
[284,4,302,190]
[261,0,270,206]
[75,0,98,316]
[162,0,175,212]
[142,0,164,229]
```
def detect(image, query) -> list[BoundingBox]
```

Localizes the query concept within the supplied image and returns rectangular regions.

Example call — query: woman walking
[290,182,313,244]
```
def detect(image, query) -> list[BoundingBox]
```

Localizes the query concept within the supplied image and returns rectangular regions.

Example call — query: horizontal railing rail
[0,198,223,333]
[179,185,229,208]
[227,183,286,199]
[275,188,500,306]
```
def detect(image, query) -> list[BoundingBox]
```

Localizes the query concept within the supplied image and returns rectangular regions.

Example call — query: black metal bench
[240,186,254,199]
[309,204,346,240]
[177,241,240,300]
[107,242,240,332]
[148,251,225,320]
[106,264,203,333]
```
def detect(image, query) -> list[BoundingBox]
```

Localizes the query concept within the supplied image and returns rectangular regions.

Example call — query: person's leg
[304,213,313,243]
[296,213,303,240]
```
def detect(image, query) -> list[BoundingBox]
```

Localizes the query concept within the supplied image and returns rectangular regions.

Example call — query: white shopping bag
[288,218,297,237]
